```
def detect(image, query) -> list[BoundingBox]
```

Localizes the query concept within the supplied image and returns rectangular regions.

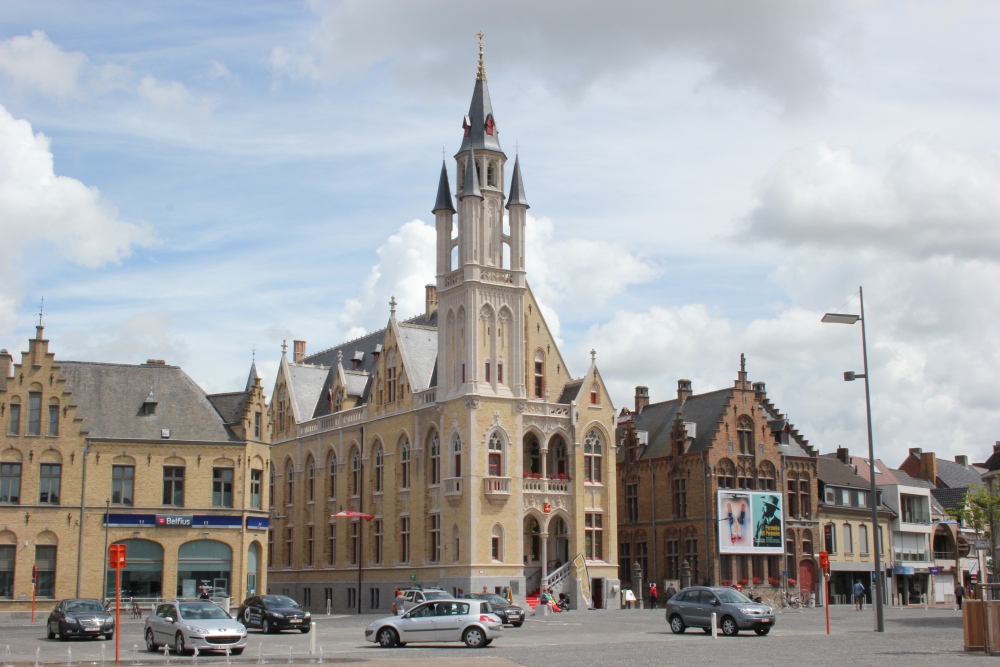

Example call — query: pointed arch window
[486,160,497,186]
[488,432,503,477]
[717,459,736,489]
[534,351,544,398]
[491,524,504,562]
[451,433,462,478]
[590,383,599,405]
[306,456,315,501]
[334,387,343,412]
[552,436,568,477]
[400,437,411,489]
[373,444,384,493]
[284,460,294,505]
[269,468,275,509]
[327,453,337,499]
[584,429,603,483]
[737,415,754,455]
[428,430,441,486]
[351,448,361,497]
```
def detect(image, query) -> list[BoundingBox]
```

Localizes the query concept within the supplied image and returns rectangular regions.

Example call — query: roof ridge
[58,360,180,369]
[304,326,389,361]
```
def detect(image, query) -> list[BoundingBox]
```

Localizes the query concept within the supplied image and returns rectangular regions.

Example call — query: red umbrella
[331,510,374,521]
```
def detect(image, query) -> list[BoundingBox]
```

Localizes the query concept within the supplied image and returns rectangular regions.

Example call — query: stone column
[541,532,550,584]
[681,559,692,590]
[633,560,644,610]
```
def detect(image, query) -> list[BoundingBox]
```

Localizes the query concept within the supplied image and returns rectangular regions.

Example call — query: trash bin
[220,597,232,613]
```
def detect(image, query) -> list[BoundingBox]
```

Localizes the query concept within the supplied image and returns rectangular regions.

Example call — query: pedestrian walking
[664,581,678,601]
[956,582,965,611]
[853,580,865,611]
[649,583,658,610]
[394,588,406,616]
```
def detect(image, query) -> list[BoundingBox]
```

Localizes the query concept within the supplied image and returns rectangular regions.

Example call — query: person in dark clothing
[664,582,678,601]
[956,583,966,610]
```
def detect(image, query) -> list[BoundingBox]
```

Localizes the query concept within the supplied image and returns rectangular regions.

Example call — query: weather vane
[38,296,44,327]
[476,32,487,81]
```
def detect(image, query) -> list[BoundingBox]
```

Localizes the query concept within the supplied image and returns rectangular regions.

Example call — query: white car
[365,598,503,648]
[399,588,452,613]
[144,600,247,655]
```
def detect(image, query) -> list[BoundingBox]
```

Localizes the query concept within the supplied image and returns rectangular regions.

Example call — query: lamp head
[822,313,860,325]
[844,371,867,381]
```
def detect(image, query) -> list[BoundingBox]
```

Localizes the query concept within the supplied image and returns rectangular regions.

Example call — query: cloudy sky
[1,1,998,466]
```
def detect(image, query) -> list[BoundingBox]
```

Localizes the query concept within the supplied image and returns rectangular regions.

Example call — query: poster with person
[717,490,784,554]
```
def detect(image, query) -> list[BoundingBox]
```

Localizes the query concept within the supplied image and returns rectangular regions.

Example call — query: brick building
[616,359,818,600]
[0,326,270,609]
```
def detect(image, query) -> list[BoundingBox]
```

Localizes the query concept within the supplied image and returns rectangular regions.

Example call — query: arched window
[400,437,411,489]
[488,432,503,477]
[552,436,568,478]
[491,524,504,562]
[327,452,337,499]
[334,387,343,412]
[373,444,384,493]
[487,161,497,187]
[427,430,441,485]
[351,448,361,496]
[528,518,541,561]
[590,383,599,405]
[859,524,870,554]
[842,524,853,554]
[528,437,541,475]
[533,351,544,398]
[758,461,776,490]
[284,460,294,505]
[737,415,754,455]
[306,456,315,501]
[451,433,462,478]
[269,468,274,509]
[717,459,736,489]
[584,429,603,483]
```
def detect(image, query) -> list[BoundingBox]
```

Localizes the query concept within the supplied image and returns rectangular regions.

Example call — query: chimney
[0,348,10,392]
[919,451,938,484]
[752,382,766,400]
[425,284,438,317]
[293,340,307,363]
[634,386,649,413]
[995,441,1000,454]
[955,455,969,467]
[908,447,922,458]
[677,379,692,404]
[836,447,849,464]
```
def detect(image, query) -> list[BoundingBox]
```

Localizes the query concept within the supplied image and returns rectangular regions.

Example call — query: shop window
[106,539,163,598]
[176,540,231,598]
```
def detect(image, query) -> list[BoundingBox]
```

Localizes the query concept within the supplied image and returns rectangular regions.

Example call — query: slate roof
[935,458,984,489]
[888,468,935,489]
[557,380,583,404]
[207,392,248,426]
[932,487,971,512]
[818,456,871,489]
[286,363,329,422]
[433,161,456,214]
[57,361,238,442]
[460,148,483,198]
[458,77,503,155]
[624,388,731,462]
[506,156,529,208]
[397,323,437,391]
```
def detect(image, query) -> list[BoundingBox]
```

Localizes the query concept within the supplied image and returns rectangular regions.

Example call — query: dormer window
[352,350,364,370]
[141,389,157,416]
[485,114,495,136]
[462,115,471,137]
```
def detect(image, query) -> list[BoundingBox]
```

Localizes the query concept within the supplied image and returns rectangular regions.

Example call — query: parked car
[464,593,525,627]
[47,599,115,641]
[144,600,247,655]
[665,586,776,636]
[399,588,452,612]
[236,595,311,633]
[365,598,503,648]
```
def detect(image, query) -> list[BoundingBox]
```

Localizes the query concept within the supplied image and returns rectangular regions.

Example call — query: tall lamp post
[822,286,885,633]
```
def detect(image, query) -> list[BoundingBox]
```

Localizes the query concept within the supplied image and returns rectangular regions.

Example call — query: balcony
[483,477,511,498]
[523,477,571,494]
[444,477,463,497]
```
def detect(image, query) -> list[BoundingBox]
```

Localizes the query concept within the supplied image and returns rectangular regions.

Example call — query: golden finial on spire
[475,32,487,81]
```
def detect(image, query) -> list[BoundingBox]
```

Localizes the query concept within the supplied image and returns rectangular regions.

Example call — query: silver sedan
[144,600,248,655]
[365,598,503,648]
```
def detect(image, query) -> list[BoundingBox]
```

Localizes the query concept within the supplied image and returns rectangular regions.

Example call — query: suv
[665,586,775,636]
[400,588,451,613]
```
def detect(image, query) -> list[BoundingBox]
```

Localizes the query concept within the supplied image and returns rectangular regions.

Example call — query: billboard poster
[573,553,593,608]
[718,490,783,554]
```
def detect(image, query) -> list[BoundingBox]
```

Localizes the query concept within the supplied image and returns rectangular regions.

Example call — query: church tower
[435,36,528,400]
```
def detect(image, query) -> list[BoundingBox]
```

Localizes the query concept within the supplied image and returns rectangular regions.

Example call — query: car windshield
[66,600,106,613]
[178,603,232,620]
[423,591,450,601]
[483,595,508,606]
[715,589,753,604]
[262,596,300,609]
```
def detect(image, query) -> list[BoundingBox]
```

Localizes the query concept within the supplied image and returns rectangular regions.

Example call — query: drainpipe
[650,457,657,591]
[702,451,711,586]
[358,424,364,614]
[76,441,92,598]
[780,453,788,589]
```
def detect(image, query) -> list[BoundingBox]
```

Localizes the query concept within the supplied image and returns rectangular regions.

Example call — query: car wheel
[175,633,189,656]
[231,648,244,655]
[669,615,686,634]
[377,627,398,648]
[463,627,486,648]
[721,616,739,637]
[300,625,310,634]
[754,627,770,636]
[104,633,114,641]
[47,623,55,640]
[262,618,272,634]
[145,629,158,652]
[703,627,713,634]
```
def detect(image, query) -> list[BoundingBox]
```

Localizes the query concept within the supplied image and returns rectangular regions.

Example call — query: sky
[1,1,998,467]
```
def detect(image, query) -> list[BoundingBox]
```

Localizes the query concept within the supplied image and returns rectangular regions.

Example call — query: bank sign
[156,514,193,527]
[717,491,784,554]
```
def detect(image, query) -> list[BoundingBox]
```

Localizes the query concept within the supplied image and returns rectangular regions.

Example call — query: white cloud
[337,219,437,337]
[744,140,1000,260]
[0,105,154,332]
[137,76,213,119]
[0,30,86,98]
[58,311,189,368]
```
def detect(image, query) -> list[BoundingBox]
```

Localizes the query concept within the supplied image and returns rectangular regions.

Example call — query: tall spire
[476,32,487,81]
[460,148,482,199]
[432,160,456,213]
[506,154,529,209]
[458,35,503,155]
[245,361,259,392]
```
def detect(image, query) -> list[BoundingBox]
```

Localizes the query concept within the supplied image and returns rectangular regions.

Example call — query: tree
[952,483,1000,584]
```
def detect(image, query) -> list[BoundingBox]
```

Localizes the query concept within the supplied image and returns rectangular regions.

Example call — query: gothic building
[266,45,620,613]
[616,360,818,600]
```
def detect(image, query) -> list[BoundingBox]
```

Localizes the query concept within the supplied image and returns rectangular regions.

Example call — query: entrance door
[592,578,604,609]
[799,559,816,597]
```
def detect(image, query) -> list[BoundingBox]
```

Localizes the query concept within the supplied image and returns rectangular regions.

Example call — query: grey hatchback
[665,586,775,636]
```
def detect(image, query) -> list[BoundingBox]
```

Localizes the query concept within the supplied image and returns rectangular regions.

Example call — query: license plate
[85,628,100,632]
[289,619,301,624]
[761,619,771,623]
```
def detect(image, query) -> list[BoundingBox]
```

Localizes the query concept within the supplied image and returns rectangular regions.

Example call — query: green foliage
[952,483,1000,577]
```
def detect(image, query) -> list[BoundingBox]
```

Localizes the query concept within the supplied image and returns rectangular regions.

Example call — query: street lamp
[822,285,885,633]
